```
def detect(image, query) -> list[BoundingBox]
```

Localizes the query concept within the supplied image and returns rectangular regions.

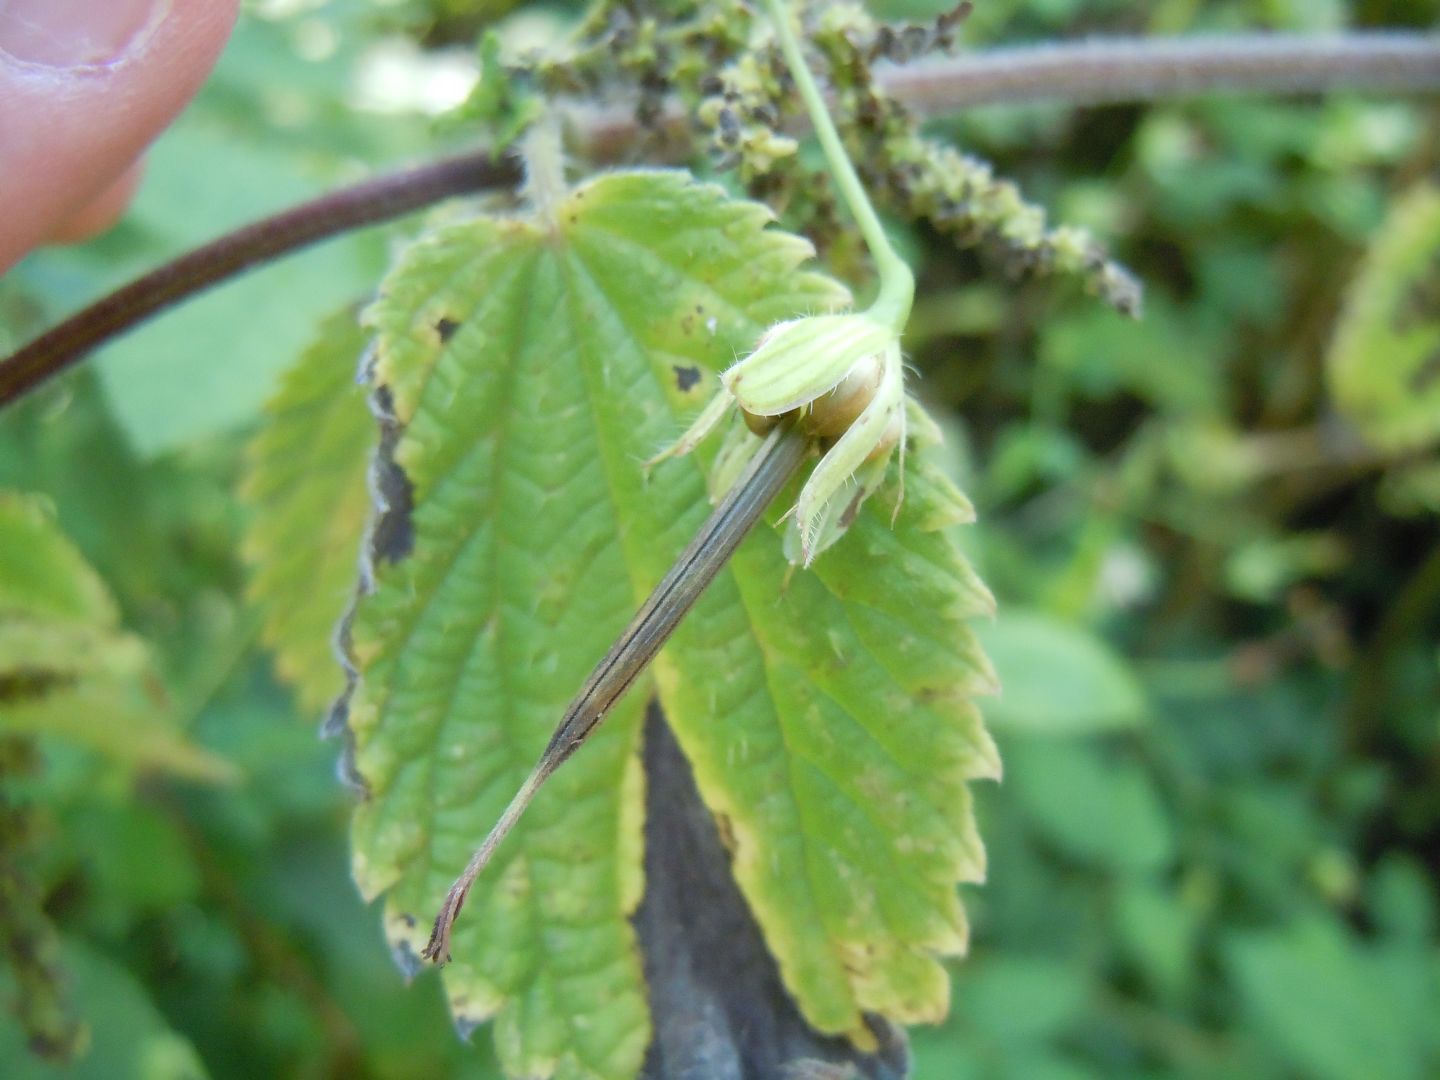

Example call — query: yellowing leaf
[0,493,233,783]
[340,170,996,1077]
[0,494,115,625]
[1328,181,1440,453]
[241,308,376,716]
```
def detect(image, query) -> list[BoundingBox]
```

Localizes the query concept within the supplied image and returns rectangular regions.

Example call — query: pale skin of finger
[0,0,241,273]
[45,161,146,244]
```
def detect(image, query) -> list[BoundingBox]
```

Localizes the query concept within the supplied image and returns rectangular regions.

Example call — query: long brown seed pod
[422,420,808,962]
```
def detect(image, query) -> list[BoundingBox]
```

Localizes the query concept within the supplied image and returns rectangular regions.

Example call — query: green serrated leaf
[0,494,233,783]
[0,495,115,625]
[241,308,376,717]
[1328,181,1440,453]
[346,170,996,1075]
[657,474,999,1032]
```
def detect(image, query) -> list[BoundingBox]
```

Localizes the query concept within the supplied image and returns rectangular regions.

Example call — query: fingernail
[0,0,169,69]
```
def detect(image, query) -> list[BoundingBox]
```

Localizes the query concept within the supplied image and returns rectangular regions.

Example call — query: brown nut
[802,353,884,438]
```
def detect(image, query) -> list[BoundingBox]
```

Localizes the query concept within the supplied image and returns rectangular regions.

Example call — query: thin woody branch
[0,152,522,406]
[886,31,1440,115]
[3,30,1438,408]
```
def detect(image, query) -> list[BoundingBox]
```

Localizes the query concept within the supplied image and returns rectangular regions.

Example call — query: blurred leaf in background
[240,307,374,717]
[979,610,1148,734]
[0,493,231,781]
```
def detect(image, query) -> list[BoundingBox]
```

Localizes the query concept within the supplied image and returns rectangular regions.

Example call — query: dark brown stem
[0,151,521,406]
[4,32,1438,408]
[886,31,1440,115]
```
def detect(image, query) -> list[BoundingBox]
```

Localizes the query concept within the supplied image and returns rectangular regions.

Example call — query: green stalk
[762,0,914,328]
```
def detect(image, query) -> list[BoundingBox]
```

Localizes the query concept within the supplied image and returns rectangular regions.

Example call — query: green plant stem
[761,0,914,326]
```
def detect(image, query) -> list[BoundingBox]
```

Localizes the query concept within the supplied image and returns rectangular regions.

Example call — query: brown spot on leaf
[673,365,702,392]
[713,811,737,853]
[436,317,460,343]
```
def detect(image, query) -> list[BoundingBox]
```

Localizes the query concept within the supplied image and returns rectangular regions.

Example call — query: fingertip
[45,160,147,245]
[0,0,243,270]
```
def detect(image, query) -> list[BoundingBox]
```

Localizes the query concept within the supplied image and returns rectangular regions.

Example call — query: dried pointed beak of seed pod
[424,422,809,961]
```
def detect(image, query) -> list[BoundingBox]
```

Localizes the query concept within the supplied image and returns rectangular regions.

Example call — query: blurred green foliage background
[2,1,1438,1078]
